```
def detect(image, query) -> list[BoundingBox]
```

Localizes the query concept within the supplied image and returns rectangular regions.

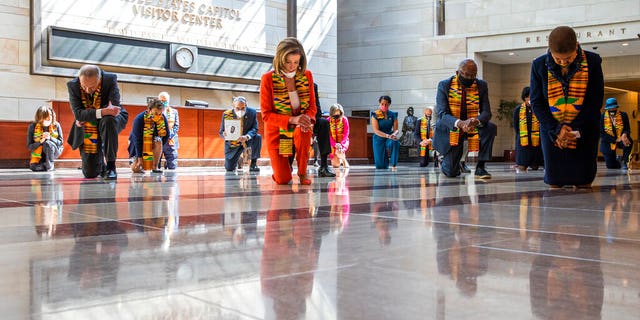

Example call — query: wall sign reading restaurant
[523,25,632,45]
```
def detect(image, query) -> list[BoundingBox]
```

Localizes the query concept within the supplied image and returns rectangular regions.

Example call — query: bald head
[456,59,478,86]
[458,59,476,70]
[548,26,577,54]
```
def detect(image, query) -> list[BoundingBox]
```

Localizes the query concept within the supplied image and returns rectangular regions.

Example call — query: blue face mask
[162,101,169,107]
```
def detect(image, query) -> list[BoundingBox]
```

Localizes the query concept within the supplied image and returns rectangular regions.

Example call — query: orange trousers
[269,127,313,184]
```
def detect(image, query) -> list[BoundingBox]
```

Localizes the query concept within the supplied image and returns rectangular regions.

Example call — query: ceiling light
[621,43,629,46]
[508,52,515,56]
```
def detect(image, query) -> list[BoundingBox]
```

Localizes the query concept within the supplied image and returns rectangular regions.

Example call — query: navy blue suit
[67,72,129,178]
[600,110,633,169]
[433,76,496,177]
[218,107,262,171]
[127,112,169,158]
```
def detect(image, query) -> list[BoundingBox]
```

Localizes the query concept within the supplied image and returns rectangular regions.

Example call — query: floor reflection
[31,178,63,239]
[68,181,128,295]
[261,188,329,320]
[530,191,604,320]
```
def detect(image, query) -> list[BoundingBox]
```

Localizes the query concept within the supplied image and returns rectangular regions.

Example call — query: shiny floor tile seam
[487,200,640,217]
[427,213,640,245]
[476,244,639,268]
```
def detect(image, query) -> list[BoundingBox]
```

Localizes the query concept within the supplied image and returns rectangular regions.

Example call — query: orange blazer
[259,69,317,150]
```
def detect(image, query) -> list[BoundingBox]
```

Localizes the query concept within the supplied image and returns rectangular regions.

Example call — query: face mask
[332,114,341,120]
[283,70,296,79]
[380,105,389,113]
[162,101,169,107]
[459,76,475,87]
[235,109,245,118]
[42,120,52,127]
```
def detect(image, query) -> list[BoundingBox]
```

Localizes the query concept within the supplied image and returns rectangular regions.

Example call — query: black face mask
[332,114,341,120]
[459,76,475,87]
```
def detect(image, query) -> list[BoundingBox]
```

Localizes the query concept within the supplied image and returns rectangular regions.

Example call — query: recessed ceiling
[479,39,640,65]
[480,39,640,93]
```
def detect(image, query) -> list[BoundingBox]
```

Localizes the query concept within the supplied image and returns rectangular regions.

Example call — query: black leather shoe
[460,162,471,173]
[318,166,336,177]
[474,167,491,179]
[105,169,117,180]
[249,164,260,172]
[152,169,163,174]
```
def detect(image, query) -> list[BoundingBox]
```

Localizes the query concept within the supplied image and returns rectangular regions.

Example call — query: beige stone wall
[339,0,640,157]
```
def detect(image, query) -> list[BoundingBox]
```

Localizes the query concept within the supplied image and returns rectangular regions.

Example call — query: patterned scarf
[518,104,540,147]
[547,50,589,127]
[330,117,344,154]
[81,86,101,154]
[142,111,167,170]
[223,109,242,148]
[448,76,480,152]
[271,72,311,156]
[165,107,177,146]
[604,110,623,150]
[419,116,433,157]
[30,123,59,164]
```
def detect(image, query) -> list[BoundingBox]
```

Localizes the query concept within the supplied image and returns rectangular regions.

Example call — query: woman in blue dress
[371,95,400,170]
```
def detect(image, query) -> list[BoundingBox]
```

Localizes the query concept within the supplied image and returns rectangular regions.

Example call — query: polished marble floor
[0,162,638,319]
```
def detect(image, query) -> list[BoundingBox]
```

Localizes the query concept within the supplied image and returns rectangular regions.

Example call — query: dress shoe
[104,169,117,180]
[318,166,336,177]
[474,167,491,179]
[460,161,471,173]
[249,164,260,172]
[152,169,163,174]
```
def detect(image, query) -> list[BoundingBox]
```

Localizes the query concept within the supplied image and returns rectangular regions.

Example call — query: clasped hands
[618,133,631,147]
[420,138,432,147]
[75,102,121,127]
[555,125,578,149]
[289,114,314,133]
[457,118,480,133]
[40,132,51,143]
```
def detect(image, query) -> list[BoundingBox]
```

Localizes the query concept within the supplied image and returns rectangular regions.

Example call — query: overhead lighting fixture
[508,52,515,56]
[621,43,629,46]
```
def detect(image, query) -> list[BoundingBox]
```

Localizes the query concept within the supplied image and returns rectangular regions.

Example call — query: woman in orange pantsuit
[260,37,317,185]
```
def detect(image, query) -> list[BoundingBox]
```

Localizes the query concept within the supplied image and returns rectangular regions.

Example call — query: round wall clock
[175,47,195,69]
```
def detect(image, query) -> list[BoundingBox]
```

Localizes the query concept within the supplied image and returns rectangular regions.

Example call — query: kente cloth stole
[448,76,480,152]
[604,111,623,150]
[142,111,167,170]
[330,117,344,153]
[30,123,59,164]
[419,117,433,157]
[165,107,177,146]
[547,50,589,126]
[81,86,101,154]
[223,109,242,148]
[519,104,540,147]
[271,72,311,156]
